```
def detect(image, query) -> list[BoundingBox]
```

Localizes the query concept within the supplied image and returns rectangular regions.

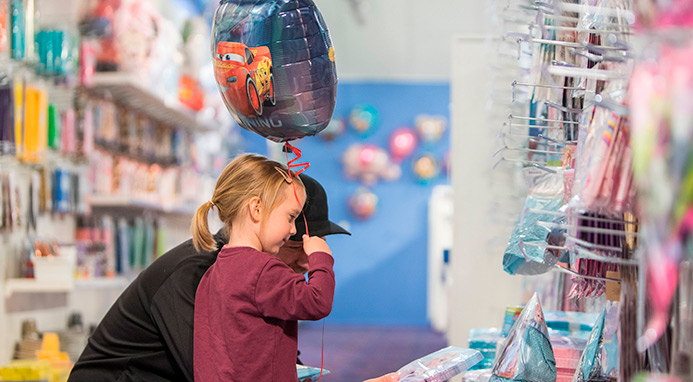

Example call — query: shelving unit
[83,73,210,133]
[89,194,197,217]
[4,277,131,298]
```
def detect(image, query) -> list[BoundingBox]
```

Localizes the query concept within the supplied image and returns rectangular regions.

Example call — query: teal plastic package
[297,364,330,382]
[490,294,557,382]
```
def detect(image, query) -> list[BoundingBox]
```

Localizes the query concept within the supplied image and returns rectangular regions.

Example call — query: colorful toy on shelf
[178,74,205,112]
[350,104,378,136]
[81,0,122,71]
[211,0,337,142]
[388,127,418,162]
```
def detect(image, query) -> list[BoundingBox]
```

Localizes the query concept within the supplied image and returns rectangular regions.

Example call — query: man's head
[276,173,350,273]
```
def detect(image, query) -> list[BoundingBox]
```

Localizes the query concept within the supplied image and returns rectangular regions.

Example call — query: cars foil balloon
[211,0,337,142]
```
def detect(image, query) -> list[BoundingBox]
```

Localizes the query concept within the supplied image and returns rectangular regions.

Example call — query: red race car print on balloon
[213,42,276,117]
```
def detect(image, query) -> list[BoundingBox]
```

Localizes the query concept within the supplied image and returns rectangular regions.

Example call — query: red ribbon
[284,141,310,236]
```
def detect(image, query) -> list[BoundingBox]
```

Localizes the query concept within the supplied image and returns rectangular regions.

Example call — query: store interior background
[0,0,533,379]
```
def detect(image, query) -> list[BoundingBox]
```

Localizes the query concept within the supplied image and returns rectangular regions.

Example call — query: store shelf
[4,279,74,297]
[74,276,130,289]
[4,277,131,297]
[89,194,198,216]
[83,72,210,133]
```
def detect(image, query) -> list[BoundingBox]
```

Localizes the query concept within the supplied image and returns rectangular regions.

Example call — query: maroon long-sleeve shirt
[193,246,335,381]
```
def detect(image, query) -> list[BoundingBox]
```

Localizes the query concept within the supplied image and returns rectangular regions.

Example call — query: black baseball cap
[290,173,351,240]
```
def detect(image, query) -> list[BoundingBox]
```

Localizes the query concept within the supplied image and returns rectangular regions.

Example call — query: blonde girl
[192,153,335,382]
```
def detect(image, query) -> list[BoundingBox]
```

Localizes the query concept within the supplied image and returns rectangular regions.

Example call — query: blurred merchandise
[468,328,503,370]
[490,294,556,382]
[297,364,330,382]
[397,346,482,382]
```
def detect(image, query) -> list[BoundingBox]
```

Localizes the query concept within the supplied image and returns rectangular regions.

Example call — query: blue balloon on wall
[211,0,338,142]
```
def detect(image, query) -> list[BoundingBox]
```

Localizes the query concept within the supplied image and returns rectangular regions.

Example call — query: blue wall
[240,81,450,326]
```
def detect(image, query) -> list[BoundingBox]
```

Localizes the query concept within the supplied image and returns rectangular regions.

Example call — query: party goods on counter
[490,294,556,382]
[396,346,483,382]
[469,328,503,370]
[572,302,619,382]
[297,364,330,382]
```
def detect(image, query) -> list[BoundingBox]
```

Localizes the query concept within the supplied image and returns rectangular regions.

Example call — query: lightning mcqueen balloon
[212,0,338,142]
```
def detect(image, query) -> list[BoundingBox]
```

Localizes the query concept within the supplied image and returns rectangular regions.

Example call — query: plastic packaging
[469,328,503,370]
[490,294,557,382]
[544,311,599,334]
[463,369,493,382]
[397,346,483,382]
[297,364,330,382]
[572,302,619,382]
[503,167,565,276]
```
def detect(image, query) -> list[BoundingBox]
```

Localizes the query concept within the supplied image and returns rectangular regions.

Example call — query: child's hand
[302,235,332,255]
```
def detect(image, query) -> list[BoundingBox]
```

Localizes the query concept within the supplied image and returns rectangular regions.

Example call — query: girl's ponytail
[192,200,216,252]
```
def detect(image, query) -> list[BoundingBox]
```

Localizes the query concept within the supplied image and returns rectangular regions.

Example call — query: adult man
[68,173,349,382]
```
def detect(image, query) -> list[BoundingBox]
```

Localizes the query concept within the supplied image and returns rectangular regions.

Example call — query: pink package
[556,356,580,369]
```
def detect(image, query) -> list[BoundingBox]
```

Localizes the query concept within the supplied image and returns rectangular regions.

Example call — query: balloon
[348,187,378,220]
[412,153,440,182]
[415,114,447,143]
[388,127,418,162]
[343,144,400,184]
[349,104,378,136]
[211,0,337,142]
[318,117,345,141]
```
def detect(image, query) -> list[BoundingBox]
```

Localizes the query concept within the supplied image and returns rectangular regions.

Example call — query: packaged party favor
[297,364,330,382]
[572,302,619,382]
[490,294,557,382]
[397,346,483,382]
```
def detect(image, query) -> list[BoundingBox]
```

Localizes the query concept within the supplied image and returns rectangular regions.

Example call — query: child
[192,154,335,381]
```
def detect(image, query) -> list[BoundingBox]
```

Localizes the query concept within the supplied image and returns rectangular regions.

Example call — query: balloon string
[284,142,310,236]
[284,142,324,380]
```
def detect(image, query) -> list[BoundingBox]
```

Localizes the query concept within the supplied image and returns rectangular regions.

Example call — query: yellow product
[0,359,51,380]
[22,85,47,163]
[37,86,47,157]
[36,333,70,363]
[23,86,39,161]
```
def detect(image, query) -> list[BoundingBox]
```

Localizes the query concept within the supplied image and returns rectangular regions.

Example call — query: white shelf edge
[4,277,131,297]
[4,279,74,297]
[89,194,197,216]
[86,72,209,133]
[74,276,130,289]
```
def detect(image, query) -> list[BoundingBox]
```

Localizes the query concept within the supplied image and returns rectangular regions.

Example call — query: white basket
[31,245,76,282]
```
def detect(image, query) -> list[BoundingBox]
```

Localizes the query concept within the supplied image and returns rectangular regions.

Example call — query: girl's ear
[248,197,262,222]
